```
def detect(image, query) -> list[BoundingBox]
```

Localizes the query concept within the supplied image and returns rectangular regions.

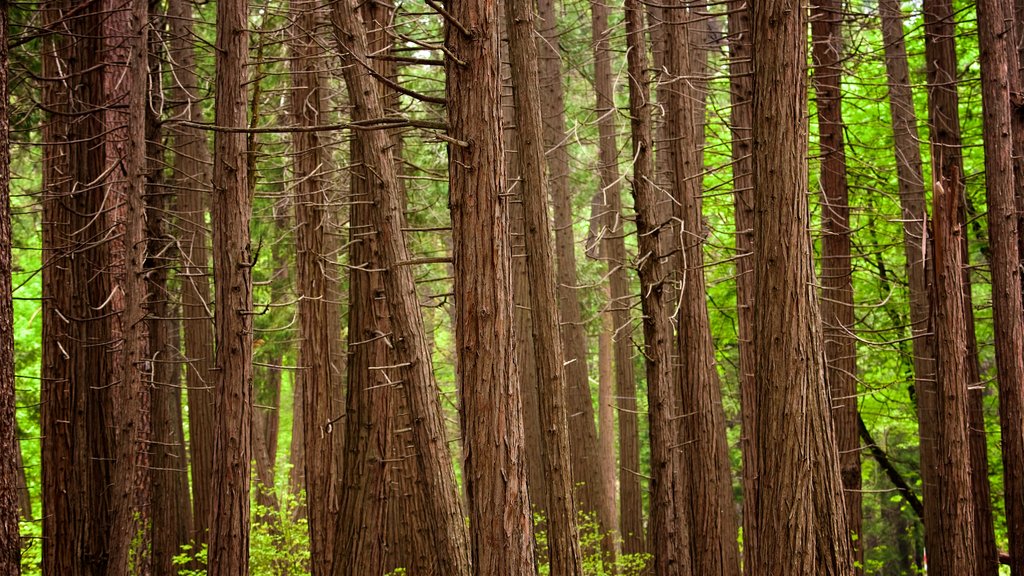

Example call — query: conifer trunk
[976,0,1024,571]
[167,0,217,548]
[504,0,585,570]
[624,0,691,570]
[591,0,644,554]
[726,2,757,569]
[445,0,536,568]
[208,0,254,568]
[0,0,19,569]
[809,0,861,565]
[750,0,855,569]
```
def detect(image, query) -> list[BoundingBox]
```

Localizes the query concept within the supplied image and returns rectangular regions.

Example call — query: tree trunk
[504,0,585,571]
[591,0,644,555]
[877,1,944,572]
[0,0,19,569]
[167,0,217,549]
[929,165,979,574]
[147,17,193,569]
[208,0,253,568]
[978,0,1024,572]
[499,7,550,523]
[624,0,691,571]
[922,0,989,569]
[445,0,537,569]
[289,0,341,571]
[330,2,473,573]
[809,0,861,567]
[662,4,740,573]
[750,0,854,570]
[535,0,610,544]
[726,0,757,570]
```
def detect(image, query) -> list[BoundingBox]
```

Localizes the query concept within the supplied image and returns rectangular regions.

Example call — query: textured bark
[624,0,691,571]
[726,0,757,569]
[597,307,616,549]
[40,4,85,571]
[0,0,19,569]
[929,168,979,574]
[535,0,609,540]
[446,0,536,569]
[290,1,341,571]
[922,0,988,569]
[147,20,193,570]
[877,2,943,572]
[977,0,1024,572]
[500,6,550,522]
[504,0,585,571]
[334,69,397,576]
[591,0,644,554]
[330,2,472,573]
[166,0,216,548]
[662,4,740,573]
[505,30,549,517]
[208,0,254,568]
[41,1,120,571]
[105,0,155,570]
[809,0,861,567]
[750,0,854,571]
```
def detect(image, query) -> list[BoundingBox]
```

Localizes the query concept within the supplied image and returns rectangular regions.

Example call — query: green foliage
[171,480,310,575]
[533,510,652,576]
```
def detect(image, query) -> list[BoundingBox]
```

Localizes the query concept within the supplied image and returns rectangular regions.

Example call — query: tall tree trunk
[923,0,992,569]
[445,0,536,569]
[624,0,691,571]
[147,14,193,569]
[290,1,341,571]
[726,0,757,570]
[0,0,19,569]
[877,1,944,572]
[977,0,1024,571]
[809,0,861,567]
[504,0,585,572]
[330,3,472,573]
[535,0,610,542]
[663,3,740,573]
[208,0,253,568]
[929,166,979,573]
[750,0,854,570]
[167,0,217,549]
[591,0,644,554]
[500,7,549,521]
[42,0,122,571]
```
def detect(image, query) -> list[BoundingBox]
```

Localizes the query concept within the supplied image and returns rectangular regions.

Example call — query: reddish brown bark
[504,0,585,570]
[330,1,472,572]
[877,2,943,573]
[624,0,691,571]
[535,0,610,540]
[0,0,19,569]
[750,0,854,570]
[166,0,216,548]
[290,0,341,570]
[208,0,254,568]
[929,172,979,574]
[41,1,120,571]
[726,0,757,569]
[976,0,1024,571]
[446,0,536,569]
[591,0,644,555]
[147,23,193,570]
[105,0,154,570]
[809,0,861,566]
[662,3,740,573]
